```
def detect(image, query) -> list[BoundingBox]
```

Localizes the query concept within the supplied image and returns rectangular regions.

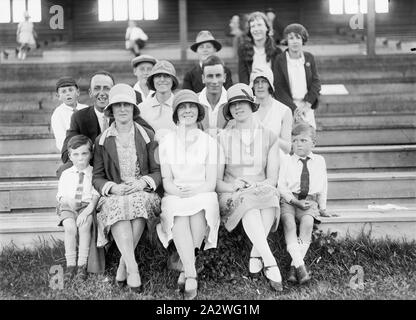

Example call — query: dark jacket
[182,64,233,93]
[92,123,161,194]
[61,105,154,163]
[273,50,321,112]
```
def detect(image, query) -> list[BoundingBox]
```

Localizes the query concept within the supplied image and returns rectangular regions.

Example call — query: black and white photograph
[0,0,415,304]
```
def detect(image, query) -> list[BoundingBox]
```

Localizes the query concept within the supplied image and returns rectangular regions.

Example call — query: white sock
[286,242,304,268]
[299,240,311,260]
[77,248,89,266]
[65,252,77,267]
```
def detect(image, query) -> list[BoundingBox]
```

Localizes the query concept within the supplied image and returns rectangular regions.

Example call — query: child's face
[68,144,91,170]
[134,62,154,84]
[57,85,79,107]
[292,132,314,158]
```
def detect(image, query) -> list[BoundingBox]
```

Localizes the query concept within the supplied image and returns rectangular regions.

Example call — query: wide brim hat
[131,54,157,68]
[146,60,179,92]
[223,83,259,121]
[104,83,139,118]
[249,67,275,93]
[172,89,205,124]
[190,30,222,52]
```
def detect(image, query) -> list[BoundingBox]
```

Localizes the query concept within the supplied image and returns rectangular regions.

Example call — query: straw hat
[104,84,139,118]
[146,60,179,91]
[223,83,259,121]
[190,31,222,52]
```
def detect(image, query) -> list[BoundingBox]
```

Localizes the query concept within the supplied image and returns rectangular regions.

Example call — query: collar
[286,51,305,65]
[199,87,228,110]
[148,93,174,108]
[94,107,105,119]
[68,165,92,175]
[294,152,315,161]
[98,122,150,145]
[106,122,135,137]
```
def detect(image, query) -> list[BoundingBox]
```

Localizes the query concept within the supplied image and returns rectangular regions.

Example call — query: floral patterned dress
[218,121,280,232]
[97,127,161,246]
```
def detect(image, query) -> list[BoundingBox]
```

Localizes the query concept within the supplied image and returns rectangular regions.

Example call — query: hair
[201,55,225,73]
[239,11,278,64]
[67,135,93,154]
[253,76,274,95]
[292,123,316,142]
[89,70,115,88]
[173,102,205,125]
[282,23,309,45]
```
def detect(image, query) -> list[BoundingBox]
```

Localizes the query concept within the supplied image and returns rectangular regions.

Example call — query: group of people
[50,10,329,300]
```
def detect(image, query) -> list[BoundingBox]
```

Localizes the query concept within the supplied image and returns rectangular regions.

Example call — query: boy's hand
[76,210,91,227]
[60,197,78,211]
[319,209,333,217]
[291,198,311,210]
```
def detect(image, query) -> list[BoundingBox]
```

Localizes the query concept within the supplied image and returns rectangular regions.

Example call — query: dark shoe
[296,265,311,285]
[263,265,283,292]
[287,266,297,283]
[177,271,185,293]
[64,265,76,283]
[249,256,263,279]
[76,265,88,281]
[167,251,183,271]
[183,277,198,300]
[127,272,143,293]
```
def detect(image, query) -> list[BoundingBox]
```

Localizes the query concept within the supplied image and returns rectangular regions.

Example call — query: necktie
[298,157,310,200]
[74,171,85,207]
[101,117,109,132]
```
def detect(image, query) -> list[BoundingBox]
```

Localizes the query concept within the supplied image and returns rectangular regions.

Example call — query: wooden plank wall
[0,0,414,47]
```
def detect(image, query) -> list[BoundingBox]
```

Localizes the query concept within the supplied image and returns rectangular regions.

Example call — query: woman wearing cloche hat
[93,83,162,292]
[156,89,220,300]
[217,83,283,292]
[139,60,179,142]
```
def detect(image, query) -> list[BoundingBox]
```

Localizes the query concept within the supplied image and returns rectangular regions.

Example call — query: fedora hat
[172,89,205,124]
[104,83,139,118]
[223,83,259,121]
[190,31,222,52]
[146,60,179,91]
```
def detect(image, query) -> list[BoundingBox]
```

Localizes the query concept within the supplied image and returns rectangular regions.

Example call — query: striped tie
[74,171,85,207]
[298,157,310,200]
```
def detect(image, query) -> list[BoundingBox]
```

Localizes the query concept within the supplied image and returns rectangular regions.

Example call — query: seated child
[278,123,329,285]
[56,135,99,281]
[51,77,88,152]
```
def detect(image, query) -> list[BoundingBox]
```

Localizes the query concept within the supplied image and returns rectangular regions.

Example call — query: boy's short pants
[56,201,89,226]
[280,193,321,224]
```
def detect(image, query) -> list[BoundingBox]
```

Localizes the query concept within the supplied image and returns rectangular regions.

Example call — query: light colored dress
[156,128,220,250]
[17,21,36,48]
[218,120,280,231]
[97,125,161,246]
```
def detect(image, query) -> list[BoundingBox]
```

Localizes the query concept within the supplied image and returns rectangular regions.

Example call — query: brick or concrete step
[319,209,416,241]
[0,212,63,250]
[0,171,415,212]
[0,138,57,155]
[2,145,415,179]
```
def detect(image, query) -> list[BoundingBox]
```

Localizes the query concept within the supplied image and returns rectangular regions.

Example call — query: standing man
[198,55,230,136]
[131,54,157,103]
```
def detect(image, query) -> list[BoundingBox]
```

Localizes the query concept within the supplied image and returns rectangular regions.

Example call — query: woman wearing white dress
[16,11,37,60]
[157,89,220,300]
[249,68,292,154]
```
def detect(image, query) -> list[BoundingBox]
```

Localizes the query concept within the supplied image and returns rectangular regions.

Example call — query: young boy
[278,123,330,284]
[56,135,99,281]
[183,30,233,93]
[131,54,157,103]
[51,77,88,152]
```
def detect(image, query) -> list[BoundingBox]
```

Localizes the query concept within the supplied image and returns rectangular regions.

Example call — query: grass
[1,227,416,300]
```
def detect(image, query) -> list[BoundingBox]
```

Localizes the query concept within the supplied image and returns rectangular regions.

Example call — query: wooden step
[318,209,416,241]
[0,171,415,212]
[1,145,415,179]
[0,138,57,155]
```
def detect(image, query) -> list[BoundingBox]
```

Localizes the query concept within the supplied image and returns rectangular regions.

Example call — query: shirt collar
[148,93,174,108]
[294,152,314,161]
[199,87,228,110]
[286,51,305,65]
[68,165,93,175]
[107,122,135,137]
[94,107,105,120]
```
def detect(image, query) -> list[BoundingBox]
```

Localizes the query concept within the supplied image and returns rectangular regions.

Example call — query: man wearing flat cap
[131,54,157,104]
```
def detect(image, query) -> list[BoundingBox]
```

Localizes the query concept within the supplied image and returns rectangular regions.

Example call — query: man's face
[202,64,226,95]
[134,62,154,84]
[89,74,114,112]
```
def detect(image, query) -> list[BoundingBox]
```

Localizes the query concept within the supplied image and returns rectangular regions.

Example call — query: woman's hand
[110,184,133,196]
[124,179,148,194]
[177,186,198,198]
[232,178,250,191]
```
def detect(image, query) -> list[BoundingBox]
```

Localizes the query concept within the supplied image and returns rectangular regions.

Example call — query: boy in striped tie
[278,123,329,285]
[56,135,99,282]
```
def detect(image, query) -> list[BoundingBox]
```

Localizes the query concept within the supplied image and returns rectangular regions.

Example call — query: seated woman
[93,84,161,291]
[249,68,292,154]
[216,83,282,292]
[157,90,220,300]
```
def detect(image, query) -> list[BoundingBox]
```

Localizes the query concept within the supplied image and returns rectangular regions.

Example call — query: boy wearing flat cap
[183,30,233,93]
[131,54,157,103]
[51,77,88,151]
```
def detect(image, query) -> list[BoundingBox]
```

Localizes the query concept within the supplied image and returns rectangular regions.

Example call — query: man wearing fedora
[183,30,233,93]
[131,54,157,104]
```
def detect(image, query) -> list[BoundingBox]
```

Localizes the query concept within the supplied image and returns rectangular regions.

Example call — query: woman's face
[249,17,268,42]
[229,101,253,122]
[287,32,303,54]
[153,73,173,93]
[112,102,134,124]
[177,102,199,126]
[197,42,216,61]
[253,77,271,99]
